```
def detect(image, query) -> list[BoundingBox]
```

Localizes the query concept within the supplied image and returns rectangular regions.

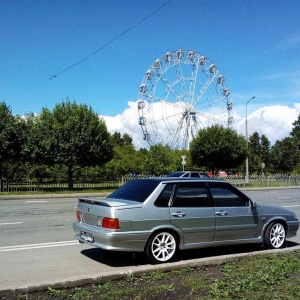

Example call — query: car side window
[190,172,199,177]
[172,182,211,207]
[209,185,249,207]
[154,184,174,207]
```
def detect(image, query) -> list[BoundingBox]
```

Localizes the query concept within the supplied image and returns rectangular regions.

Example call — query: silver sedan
[73,178,299,264]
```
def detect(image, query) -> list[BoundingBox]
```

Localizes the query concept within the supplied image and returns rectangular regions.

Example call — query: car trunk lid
[76,197,142,227]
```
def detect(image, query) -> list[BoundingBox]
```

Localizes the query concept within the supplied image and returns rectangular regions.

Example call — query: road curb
[1,245,299,297]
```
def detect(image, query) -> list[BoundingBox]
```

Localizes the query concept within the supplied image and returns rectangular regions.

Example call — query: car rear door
[170,182,215,244]
[208,182,259,241]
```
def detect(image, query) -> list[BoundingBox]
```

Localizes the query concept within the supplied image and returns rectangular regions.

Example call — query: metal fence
[0,178,122,193]
[1,174,300,193]
[244,174,300,187]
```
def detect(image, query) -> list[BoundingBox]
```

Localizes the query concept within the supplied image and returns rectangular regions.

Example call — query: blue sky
[1,0,300,148]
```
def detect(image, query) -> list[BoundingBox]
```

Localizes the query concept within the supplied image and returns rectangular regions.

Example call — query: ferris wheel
[137,49,233,150]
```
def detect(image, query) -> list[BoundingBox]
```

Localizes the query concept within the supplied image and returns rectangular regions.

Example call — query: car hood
[256,203,295,216]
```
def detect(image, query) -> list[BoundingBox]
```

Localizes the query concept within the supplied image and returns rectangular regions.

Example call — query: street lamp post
[245,96,256,183]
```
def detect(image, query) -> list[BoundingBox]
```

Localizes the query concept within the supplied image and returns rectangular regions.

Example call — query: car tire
[145,231,177,264]
[264,222,286,249]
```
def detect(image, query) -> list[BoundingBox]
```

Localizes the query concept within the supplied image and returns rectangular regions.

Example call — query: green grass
[7,249,300,300]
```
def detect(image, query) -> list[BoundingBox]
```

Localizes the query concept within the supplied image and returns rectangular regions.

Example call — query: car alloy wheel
[265,222,286,249]
[146,231,177,264]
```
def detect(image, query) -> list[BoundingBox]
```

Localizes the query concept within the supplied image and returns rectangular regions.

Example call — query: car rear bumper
[73,221,148,252]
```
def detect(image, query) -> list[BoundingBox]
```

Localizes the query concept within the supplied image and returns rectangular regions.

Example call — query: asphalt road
[0,188,299,292]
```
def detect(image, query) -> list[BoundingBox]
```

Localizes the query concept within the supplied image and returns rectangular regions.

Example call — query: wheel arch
[144,227,181,252]
[263,217,288,235]
[263,218,288,249]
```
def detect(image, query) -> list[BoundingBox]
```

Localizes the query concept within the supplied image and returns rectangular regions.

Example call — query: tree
[105,144,143,177]
[0,102,29,190]
[190,125,248,173]
[260,134,271,173]
[290,114,300,169]
[248,132,261,174]
[169,149,193,171]
[111,132,133,147]
[248,132,271,174]
[28,100,113,189]
[144,144,173,175]
[290,114,300,142]
[269,137,298,173]
[104,132,143,178]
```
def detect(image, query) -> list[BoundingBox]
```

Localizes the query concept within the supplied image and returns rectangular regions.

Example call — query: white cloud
[102,101,300,148]
[234,104,300,144]
[101,101,149,149]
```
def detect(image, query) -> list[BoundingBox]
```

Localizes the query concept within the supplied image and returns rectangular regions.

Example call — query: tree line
[1,99,300,190]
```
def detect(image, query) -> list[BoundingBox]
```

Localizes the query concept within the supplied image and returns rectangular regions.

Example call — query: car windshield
[107,179,160,203]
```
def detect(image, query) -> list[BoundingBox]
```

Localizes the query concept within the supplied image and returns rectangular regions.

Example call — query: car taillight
[76,210,82,221]
[102,217,120,229]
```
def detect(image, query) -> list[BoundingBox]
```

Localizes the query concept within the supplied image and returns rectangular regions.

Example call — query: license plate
[80,232,94,243]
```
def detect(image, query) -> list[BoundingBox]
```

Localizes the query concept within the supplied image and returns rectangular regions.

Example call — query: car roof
[169,171,206,173]
[130,177,224,183]
[166,171,207,176]
[166,171,185,176]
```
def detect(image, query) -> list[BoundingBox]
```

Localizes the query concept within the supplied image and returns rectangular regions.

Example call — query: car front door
[170,182,215,245]
[208,182,259,241]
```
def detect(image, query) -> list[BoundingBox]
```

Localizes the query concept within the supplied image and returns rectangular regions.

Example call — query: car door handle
[215,211,228,216]
[171,212,186,218]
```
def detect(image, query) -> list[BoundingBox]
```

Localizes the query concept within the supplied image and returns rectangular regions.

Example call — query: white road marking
[26,200,48,203]
[0,222,23,226]
[0,240,79,252]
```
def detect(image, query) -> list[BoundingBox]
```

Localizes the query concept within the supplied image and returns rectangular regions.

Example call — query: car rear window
[107,179,160,203]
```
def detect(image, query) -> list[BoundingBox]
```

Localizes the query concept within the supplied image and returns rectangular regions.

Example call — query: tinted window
[172,182,210,207]
[154,184,175,207]
[209,184,249,207]
[107,179,160,203]
[190,172,199,177]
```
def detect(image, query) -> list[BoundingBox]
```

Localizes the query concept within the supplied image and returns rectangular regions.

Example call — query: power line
[49,0,171,80]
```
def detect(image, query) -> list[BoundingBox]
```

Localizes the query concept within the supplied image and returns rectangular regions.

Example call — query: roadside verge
[1,244,299,297]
